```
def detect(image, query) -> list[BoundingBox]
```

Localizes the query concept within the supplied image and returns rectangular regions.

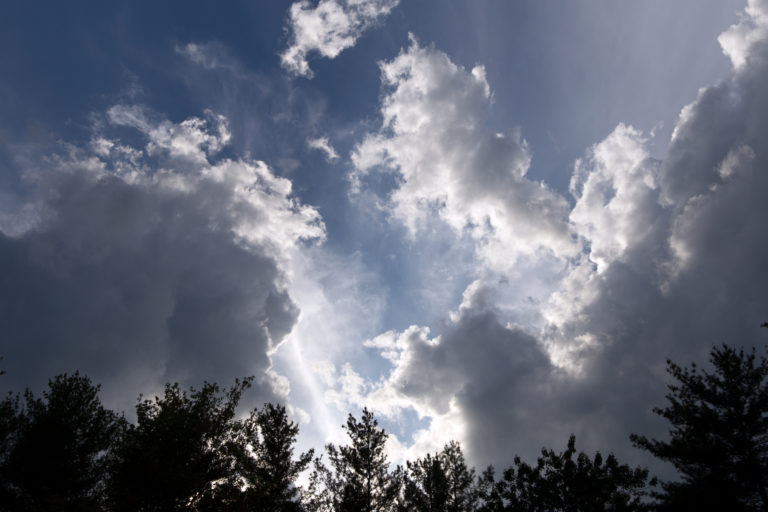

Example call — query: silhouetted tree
[233,403,313,511]
[0,373,124,512]
[479,435,652,512]
[403,451,450,511]
[631,344,768,511]
[442,441,478,511]
[403,441,478,512]
[107,378,252,512]
[306,408,399,512]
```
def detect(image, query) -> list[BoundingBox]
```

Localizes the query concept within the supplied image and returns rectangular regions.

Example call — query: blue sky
[2,0,768,476]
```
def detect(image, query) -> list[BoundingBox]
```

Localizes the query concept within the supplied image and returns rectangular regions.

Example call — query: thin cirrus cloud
[280,0,400,78]
[0,104,325,412]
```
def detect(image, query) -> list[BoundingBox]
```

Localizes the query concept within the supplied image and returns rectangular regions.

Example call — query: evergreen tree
[403,451,450,511]
[307,408,399,512]
[107,378,251,512]
[235,403,313,511]
[442,441,477,512]
[479,436,652,512]
[0,373,124,512]
[631,343,768,511]
[403,441,477,512]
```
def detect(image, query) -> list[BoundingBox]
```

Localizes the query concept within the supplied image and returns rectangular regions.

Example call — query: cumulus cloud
[339,0,768,472]
[718,0,768,70]
[351,37,577,270]
[543,0,768,464]
[281,0,399,78]
[0,106,325,412]
[331,281,569,467]
[569,124,667,274]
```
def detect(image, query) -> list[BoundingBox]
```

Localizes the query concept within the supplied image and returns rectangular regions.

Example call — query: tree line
[1,339,767,511]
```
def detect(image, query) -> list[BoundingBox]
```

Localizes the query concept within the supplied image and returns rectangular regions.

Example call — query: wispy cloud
[307,136,339,161]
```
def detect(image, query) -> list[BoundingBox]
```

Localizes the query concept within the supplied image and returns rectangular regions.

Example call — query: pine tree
[478,436,652,512]
[235,403,313,511]
[442,441,477,512]
[0,373,124,512]
[107,378,251,512]
[631,344,768,511]
[403,441,477,512]
[307,408,399,512]
[403,451,450,511]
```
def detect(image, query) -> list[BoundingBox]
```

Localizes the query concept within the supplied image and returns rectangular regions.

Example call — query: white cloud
[107,105,232,164]
[175,42,227,70]
[351,38,577,271]
[718,0,768,70]
[281,0,400,78]
[307,136,339,160]
[339,0,768,473]
[569,124,665,273]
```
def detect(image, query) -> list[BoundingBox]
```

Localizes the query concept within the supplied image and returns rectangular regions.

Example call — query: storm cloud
[0,106,324,411]
[341,0,768,472]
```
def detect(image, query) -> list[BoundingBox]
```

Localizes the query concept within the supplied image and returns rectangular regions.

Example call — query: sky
[2,0,767,478]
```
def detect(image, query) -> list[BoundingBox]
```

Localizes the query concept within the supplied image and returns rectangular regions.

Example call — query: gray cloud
[354,0,768,475]
[0,107,324,414]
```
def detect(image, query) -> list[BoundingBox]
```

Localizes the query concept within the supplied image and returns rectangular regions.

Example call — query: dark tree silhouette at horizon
[231,402,313,511]
[631,342,768,511]
[107,378,252,512]
[478,435,653,512]
[0,373,124,512]
[305,408,399,512]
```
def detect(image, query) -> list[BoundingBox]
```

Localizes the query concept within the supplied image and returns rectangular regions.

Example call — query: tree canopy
[0,373,124,512]
[3,333,768,511]
[631,344,768,511]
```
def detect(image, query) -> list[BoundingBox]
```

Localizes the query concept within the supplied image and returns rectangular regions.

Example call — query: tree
[479,436,652,512]
[107,378,252,512]
[442,441,478,511]
[403,451,450,511]
[234,403,313,511]
[306,408,399,512]
[403,441,478,512]
[631,344,768,511]
[0,373,124,512]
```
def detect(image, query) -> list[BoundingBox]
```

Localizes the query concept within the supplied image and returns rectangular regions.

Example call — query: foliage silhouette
[631,343,768,511]
[403,441,478,512]
[479,435,653,512]
[306,408,399,512]
[231,402,314,511]
[0,373,124,512]
[107,378,252,512]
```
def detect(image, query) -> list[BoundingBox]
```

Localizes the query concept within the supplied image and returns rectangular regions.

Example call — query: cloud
[351,37,577,271]
[543,0,768,466]
[107,105,231,164]
[175,42,232,71]
[280,0,400,78]
[0,106,324,413]
[338,281,568,467]
[340,0,768,473]
[568,124,667,274]
[307,136,339,161]
[718,0,768,70]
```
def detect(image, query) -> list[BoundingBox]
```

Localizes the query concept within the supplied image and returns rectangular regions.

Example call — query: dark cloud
[0,108,324,414]
[359,0,768,476]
